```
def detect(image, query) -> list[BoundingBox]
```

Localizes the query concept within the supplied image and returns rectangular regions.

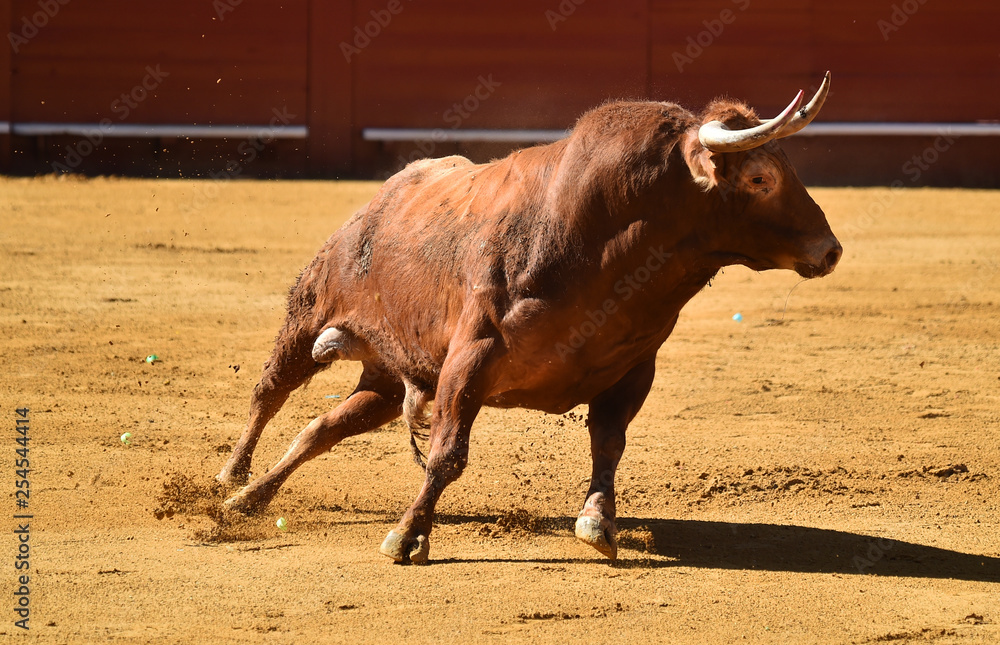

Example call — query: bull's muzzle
[794,239,842,279]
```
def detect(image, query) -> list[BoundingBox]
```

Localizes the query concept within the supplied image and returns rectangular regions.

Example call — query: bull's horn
[768,71,831,139]
[698,89,804,153]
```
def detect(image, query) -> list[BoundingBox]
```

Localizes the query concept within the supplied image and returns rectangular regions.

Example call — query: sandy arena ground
[2,177,999,643]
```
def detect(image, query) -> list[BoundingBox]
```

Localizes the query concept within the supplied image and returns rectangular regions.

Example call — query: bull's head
[683,72,842,279]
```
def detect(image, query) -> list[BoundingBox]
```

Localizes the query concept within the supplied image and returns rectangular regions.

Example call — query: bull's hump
[403,155,476,188]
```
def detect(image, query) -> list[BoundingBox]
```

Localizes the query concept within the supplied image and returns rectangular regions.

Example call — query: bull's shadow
[428,514,1000,582]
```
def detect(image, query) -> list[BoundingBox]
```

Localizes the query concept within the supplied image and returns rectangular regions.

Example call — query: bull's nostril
[824,245,842,270]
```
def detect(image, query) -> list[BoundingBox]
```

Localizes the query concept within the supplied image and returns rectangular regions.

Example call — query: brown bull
[218,73,842,563]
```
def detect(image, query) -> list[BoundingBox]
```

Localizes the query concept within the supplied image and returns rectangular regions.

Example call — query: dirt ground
[2,176,998,644]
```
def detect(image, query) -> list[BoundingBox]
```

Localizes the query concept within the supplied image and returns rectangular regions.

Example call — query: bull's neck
[549,130,728,309]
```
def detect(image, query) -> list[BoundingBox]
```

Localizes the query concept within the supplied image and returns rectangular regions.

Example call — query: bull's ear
[682,129,721,190]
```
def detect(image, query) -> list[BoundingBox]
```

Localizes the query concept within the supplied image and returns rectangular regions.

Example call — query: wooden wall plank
[10,0,308,124]
[0,0,10,171]
[649,0,999,123]
[811,2,1000,121]
[352,0,648,131]
[307,0,354,175]
[650,0,814,113]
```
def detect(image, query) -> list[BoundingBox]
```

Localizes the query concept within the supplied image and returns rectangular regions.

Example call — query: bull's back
[313,153,555,381]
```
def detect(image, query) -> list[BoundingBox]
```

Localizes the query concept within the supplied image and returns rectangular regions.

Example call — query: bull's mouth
[709,252,775,272]
[712,248,840,279]
[793,262,827,279]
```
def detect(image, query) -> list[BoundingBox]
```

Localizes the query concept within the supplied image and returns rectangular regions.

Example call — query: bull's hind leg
[379,330,500,564]
[216,320,322,487]
[576,358,656,560]
[225,363,404,513]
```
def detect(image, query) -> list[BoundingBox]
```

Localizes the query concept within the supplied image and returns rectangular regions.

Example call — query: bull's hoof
[575,514,618,560]
[223,487,265,515]
[379,530,430,564]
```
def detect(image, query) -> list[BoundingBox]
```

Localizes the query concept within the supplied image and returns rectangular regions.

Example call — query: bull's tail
[403,381,433,471]
[409,431,428,470]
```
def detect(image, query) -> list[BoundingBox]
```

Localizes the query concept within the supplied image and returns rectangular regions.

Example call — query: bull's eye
[751,176,765,185]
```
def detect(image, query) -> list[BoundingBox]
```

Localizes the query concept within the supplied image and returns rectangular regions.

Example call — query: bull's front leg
[577,358,656,560]
[379,332,500,564]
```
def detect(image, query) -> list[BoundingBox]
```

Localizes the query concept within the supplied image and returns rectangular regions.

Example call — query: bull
[217,73,842,563]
